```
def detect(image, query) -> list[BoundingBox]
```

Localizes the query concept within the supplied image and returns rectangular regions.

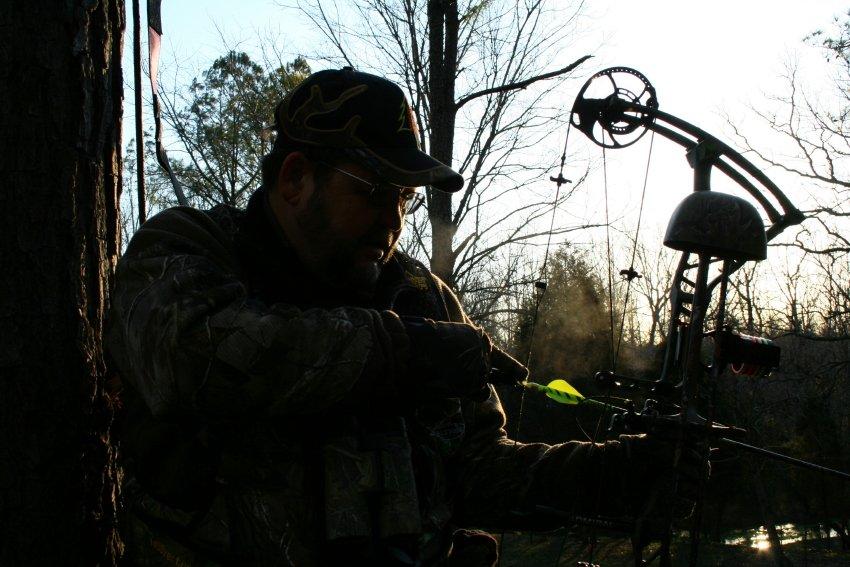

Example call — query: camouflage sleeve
[434,280,631,528]
[106,207,406,421]
[450,395,632,528]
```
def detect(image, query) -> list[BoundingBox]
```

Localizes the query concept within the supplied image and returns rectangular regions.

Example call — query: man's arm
[107,207,406,421]
[430,279,633,528]
[449,393,632,528]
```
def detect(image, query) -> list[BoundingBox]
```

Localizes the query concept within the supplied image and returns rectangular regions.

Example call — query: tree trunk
[427,0,459,286]
[0,1,124,564]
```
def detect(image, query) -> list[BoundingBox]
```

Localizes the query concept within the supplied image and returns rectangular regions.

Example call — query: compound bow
[506,67,849,567]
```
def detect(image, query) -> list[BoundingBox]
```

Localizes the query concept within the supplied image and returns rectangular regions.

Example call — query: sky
[592,1,845,121]
[122,0,850,258]
[575,1,849,236]
[130,1,850,126]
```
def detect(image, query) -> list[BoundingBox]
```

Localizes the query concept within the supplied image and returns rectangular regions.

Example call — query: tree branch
[454,54,591,110]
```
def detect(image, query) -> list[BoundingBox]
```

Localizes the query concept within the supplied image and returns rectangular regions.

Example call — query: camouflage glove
[489,346,529,386]
[398,317,526,403]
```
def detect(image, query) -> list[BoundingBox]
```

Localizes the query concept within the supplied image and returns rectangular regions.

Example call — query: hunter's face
[272,153,412,298]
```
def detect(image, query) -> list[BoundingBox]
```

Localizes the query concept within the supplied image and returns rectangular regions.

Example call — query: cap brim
[350,147,464,192]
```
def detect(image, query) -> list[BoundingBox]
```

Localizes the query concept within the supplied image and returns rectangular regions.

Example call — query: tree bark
[0,1,124,564]
[427,0,459,286]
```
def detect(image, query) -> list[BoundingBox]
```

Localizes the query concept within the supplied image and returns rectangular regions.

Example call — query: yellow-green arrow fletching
[524,380,621,412]
[525,379,585,405]
[545,379,585,404]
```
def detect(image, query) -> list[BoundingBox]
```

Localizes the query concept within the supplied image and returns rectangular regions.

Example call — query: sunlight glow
[750,528,771,550]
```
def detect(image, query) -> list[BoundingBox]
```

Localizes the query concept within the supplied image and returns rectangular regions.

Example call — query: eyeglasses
[321,162,425,215]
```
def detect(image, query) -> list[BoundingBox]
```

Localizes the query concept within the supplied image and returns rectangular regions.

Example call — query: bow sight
[513,67,850,567]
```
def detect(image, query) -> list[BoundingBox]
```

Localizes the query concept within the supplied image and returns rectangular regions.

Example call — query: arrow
[523,379,850,482]
[522,379,620,411]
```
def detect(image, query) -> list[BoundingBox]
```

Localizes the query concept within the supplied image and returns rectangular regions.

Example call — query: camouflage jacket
[106,189,634,566]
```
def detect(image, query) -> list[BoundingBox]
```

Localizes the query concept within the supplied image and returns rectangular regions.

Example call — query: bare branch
[455,55,591,111]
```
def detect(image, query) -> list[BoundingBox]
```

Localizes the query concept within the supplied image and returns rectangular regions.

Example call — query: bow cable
[582,134,616,567]
[583,126,657,566]
[603,144,616,368]
[498,121,572,567]
[512,121,573,441]
[613,130,656,368]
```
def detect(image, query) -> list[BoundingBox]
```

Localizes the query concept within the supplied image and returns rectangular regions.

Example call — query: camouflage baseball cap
[274,67,464,192]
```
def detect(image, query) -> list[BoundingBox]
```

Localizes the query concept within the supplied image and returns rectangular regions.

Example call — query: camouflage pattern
[107,190,636,566]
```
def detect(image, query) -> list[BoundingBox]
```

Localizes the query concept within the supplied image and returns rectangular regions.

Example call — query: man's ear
[274,151,312,205]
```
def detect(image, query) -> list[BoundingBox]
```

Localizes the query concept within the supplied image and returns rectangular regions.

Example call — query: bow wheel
[571,66,658,148]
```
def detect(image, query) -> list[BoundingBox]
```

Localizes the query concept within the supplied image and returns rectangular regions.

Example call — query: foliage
[497,246,626,443]
[718,17,850,540]
[810,10,850,77]
[157,52,310,208]
[513,246,611,383]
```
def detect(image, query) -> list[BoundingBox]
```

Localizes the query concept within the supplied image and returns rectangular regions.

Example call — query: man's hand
[398,317,527,403]
[489,347,529,386]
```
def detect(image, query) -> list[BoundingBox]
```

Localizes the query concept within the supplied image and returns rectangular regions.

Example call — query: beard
[296,189,398,300]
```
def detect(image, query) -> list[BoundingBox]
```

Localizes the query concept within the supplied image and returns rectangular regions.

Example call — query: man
[107,68,699,566]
